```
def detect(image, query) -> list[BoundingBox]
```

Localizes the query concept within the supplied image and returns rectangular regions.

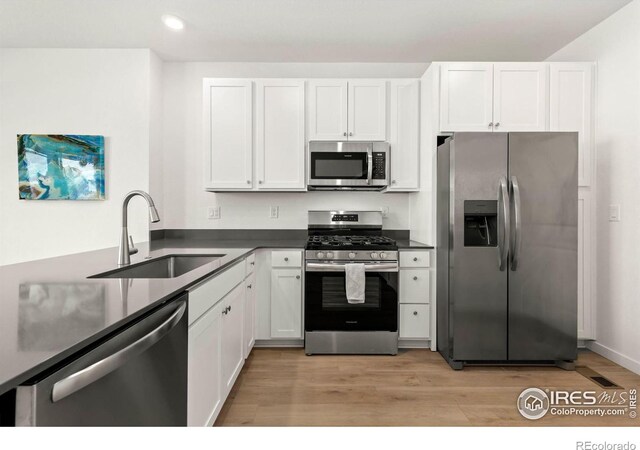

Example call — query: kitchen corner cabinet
[308,79,386,141]
[388,79,420,191]
[255,80,306,190]
[203,79,253,190]
[439,62,548,132]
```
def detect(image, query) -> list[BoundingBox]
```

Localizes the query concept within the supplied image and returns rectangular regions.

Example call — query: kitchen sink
[90,254,224,279]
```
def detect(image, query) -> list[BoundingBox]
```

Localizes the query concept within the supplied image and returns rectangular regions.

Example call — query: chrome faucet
[118,190,160,266]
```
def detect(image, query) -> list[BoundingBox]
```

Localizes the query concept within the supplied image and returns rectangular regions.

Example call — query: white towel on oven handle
[345,263,366,304]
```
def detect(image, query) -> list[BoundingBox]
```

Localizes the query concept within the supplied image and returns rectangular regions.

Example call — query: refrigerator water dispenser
[463,200,497,247]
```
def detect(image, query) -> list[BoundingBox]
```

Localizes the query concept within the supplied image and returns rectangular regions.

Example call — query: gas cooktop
[306,235,397,251]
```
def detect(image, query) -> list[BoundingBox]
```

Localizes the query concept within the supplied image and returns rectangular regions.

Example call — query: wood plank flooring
[215,349,640,426]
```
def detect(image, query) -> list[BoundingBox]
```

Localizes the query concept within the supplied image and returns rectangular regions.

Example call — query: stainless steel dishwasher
[15,294,188,426]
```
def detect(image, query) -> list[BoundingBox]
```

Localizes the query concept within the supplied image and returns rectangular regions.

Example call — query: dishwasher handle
[51,300,186,403]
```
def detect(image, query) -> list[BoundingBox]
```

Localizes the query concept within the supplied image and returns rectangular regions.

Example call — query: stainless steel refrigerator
[436,132,578,370]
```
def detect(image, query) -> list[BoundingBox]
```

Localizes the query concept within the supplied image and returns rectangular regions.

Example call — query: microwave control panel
[372,152,386,180]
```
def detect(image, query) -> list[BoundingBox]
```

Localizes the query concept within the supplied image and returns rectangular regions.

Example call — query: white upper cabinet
[388,79,420,191]
[549,63,594,186]
[308,80,348,140]
[203,79,253,190]
[255,80,306,190]
[348,80,387,141]
[493,63,548,131]
[439,63,494,132]
[309,79,386,141]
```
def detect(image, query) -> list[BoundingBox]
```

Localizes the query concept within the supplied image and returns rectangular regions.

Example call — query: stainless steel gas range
[304,210,399,355]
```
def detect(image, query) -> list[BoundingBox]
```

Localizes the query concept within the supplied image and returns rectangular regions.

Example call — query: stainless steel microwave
[307,141,389,190]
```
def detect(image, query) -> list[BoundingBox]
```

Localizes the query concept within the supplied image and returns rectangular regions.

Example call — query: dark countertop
[0,239,305,395]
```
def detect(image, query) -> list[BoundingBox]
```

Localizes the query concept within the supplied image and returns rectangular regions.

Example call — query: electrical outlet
[609,204,621,222]
[208,206,221,220]
[381,206,389,218]
[270,206,279,219]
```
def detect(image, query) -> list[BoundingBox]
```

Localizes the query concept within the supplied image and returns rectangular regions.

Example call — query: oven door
[304,263,398,332]
[308,146,371,188]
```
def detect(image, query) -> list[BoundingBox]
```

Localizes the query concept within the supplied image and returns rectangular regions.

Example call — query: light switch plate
[269,206,279,219]
[381,206,389,218]
[208,206,221,220]
[609,204,621,222]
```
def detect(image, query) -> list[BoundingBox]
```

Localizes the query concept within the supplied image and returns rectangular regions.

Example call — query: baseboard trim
[587,341,640,375]
[254,339,304,348]
[399,339,432,349]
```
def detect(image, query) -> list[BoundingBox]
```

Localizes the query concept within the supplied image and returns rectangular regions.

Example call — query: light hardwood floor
[215,348,640,426]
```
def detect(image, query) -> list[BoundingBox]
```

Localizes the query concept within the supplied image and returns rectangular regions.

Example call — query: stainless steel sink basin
[90,255,224,279]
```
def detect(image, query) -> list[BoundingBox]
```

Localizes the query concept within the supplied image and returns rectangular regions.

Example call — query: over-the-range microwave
[307,141,389,190]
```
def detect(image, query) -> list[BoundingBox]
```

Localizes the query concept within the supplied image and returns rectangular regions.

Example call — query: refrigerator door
[450,133,509,361]
[507,132,578,361]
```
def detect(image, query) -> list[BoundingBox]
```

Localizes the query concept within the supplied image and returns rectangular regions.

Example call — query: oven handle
[305,262,398,273]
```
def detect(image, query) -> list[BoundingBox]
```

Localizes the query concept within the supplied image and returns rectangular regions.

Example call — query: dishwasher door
[15,294,188,426]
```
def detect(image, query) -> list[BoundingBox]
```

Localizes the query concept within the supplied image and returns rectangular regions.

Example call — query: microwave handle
[367,149,373,185]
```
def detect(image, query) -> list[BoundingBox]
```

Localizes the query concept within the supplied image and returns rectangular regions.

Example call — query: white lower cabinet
[399,304,430,339]
[270,268,303,338]
[221,283,245,397]
[187,301,223,427]
[244,272,256,358]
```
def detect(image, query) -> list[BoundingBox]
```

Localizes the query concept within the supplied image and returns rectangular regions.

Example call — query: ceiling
[0,0,632,62]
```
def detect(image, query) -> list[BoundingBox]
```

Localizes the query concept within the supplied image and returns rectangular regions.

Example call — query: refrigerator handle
[497,177,510,271]
[510,176,522,271]
[51,300,186,403]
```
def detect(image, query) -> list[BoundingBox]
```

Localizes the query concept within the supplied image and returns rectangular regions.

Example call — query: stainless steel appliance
[437,132,578,370]
[304,210,398,355]
[15,295,188,426]
[308,141,389,190]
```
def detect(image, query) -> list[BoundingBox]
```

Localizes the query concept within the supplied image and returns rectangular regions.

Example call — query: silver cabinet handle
[392,180,397,184]
[349,132,353,136]
[495,122,500,128]
[258,180,263,184]
[246,180,251,184]
[413,257,418,262]
[413,311,418,316]
[296,275,301,279]
[498,177,510,271]
[222,309,227,316]
[284,257,289,262]
[51,301,186,403]
[343,132,347,137]
[250,261,255,266]
[488,122,493,128]
[247,284,252,289]
[228,305,232,312]
[510,176,521,271]
[413,276,418,281]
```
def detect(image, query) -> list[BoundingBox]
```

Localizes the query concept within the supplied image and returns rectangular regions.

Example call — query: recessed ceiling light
[161,14,185,31]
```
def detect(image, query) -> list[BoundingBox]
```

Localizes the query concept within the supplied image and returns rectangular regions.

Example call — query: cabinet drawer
[271,251,302,268]
[188,261,245,325]
[400,251,431,268]
[399,304,430,339]
[245,253,256,277]
[399,269,430,304]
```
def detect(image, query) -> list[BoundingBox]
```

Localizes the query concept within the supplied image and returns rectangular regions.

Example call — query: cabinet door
[388,79,420,191]
[244,272,257,358]
[203,79,253,190]
[347,80,387,141]
[550,63,594,186]
[578,188,594,340]
[221,283,245,397]
[439,63,493,132]
[256,80,306,190]
[188,301,223,427]
[493,63,548,131]
[270,268,302,338]
[308,80,348,140]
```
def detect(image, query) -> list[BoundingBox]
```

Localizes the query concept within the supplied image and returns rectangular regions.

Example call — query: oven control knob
[370,252,379,259]
[317,252,325,259]
[348,252,356,259]
[380,252,387,259]
[326,252,334,259]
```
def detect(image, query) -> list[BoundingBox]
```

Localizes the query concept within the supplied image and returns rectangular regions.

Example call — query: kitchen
[0,0,639,447]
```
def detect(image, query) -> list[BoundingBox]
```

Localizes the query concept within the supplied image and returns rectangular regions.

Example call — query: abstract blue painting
[17,134,105,200]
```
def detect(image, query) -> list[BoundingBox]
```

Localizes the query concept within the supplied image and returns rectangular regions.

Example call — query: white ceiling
[0,0,631,62]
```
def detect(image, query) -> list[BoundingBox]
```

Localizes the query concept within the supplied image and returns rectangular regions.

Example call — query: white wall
[0,49,155,265]
[161,62,427,231]
[547,0,640,372]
